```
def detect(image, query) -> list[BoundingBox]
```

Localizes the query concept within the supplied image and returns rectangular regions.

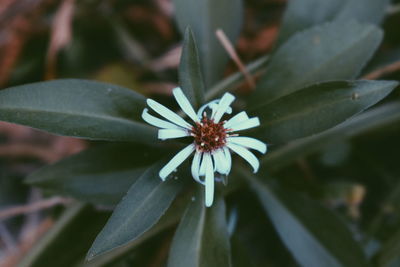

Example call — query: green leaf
[87,163,183,260]
[251,21,383,106]
[173,0,243,87]
[19,203,109,267]
[336,0,391,25]
[261,102,400,171]
[84,191,190,266]
[0,79,157,143]
[26,143,160,205]
[168,190,231,267]
[253,80,397,144]
[277,0,390,46]
[179,27,206,108]
[246,174,369,267]
[277,0,347,45]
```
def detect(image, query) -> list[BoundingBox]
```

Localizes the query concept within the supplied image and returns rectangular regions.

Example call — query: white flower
[142,87,267,207]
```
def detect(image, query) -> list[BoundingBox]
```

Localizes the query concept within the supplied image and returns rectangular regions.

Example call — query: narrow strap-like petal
[212,93,235,123]
[147,99,192,129]
[224,111,249,129]
[204,153,215,207]
[159,144,195,180]
[158,129,189,140]
[173,87,200,122]
[191,151,205,185]
[223,146,232,175]
[142,108,183,129]
[227,136,267,154]
[213,149,229,174]
[228,117,260,132]
[227,143,260,173]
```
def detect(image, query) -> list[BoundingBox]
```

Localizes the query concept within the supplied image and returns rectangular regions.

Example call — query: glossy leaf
[168,190,231,267]
[253,80,397,144]
[261,102,400,171]
[0,79,157,143]
[277,0,389,45]
[179,27,205,108]
[246,174,369,267]
[87,163,183,259]
[251,21,383,106]
[173,0,242,87]
[26,143,161,205]
[19,203,109,267]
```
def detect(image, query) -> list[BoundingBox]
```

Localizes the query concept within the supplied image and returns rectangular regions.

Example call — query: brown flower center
[191,116,228,153]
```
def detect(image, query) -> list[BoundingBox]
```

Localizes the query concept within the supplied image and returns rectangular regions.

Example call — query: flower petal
[199,154,207,176]
[213,149,228,174]
[227,136,267,154]
[227,143,260,173]
[147,99,192,129]
[204,153,215,207]
[158,129,189,140]
[159,144,195,180]
[191,151,205,185]
[228,117,260,132]
[173,87,200,122]
[212,93,235,123]
[142,108,183,129]
[223,146,232,175]
[224,111,249,129]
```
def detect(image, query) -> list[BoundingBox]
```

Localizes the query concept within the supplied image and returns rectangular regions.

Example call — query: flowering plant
[0,0,399,266]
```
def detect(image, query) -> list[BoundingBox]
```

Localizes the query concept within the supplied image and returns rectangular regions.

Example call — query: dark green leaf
[87,163,182,259]
[277,0,346,45]
[253,80,397,144]
[261,102,400,171]
[0,79,157,143]
[85,191,190,266]
[26,143,160,205]
[173,0,242,87]
[179,27,205,108]
[168,190,231,267]
[246,174,369,267]
[251,21,383,105]
[336,0,391,25]
[277,0,389,45]
[19,203,109,267]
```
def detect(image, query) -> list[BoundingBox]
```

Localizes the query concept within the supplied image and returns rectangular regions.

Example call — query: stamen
[191,116,228,153]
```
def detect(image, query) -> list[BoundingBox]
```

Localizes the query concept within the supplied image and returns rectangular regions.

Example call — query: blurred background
[0,0,400,266]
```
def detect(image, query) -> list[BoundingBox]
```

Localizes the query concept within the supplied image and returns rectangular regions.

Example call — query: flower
[142,87,267,207]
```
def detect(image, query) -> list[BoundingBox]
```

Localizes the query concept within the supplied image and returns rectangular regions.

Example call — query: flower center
[191,115,227,152]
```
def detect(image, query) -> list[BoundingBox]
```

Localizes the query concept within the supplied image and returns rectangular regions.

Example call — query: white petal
[224,111,249,129]
[172,87,200,122]
[197,99,218,118]
[142,109,182,129]
[147,99,192,129]
[191,151,205,185]
[227,137,267,154]
[158,129,189,140]
[212,93,235,123]
[223,146,232,175]
[199,153,207,176]
[229,117,260,132]
[204,153,215,207]
[159,144,195,180]
[227,143,260,173]
[213,149,228,174]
